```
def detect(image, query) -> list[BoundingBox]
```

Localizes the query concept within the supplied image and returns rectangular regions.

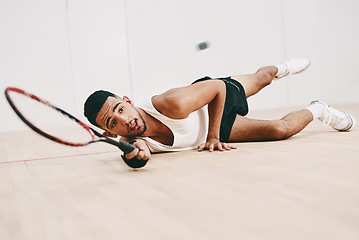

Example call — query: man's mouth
[128,119,139,132]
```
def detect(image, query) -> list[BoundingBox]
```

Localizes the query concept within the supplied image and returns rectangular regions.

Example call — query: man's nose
[117,115,129,125]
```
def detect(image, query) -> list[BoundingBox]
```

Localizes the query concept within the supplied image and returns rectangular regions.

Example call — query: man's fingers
[126,148,151,160]
[198,142,237,152]
[198,143,205,152]
[222,143,233,150]
[222,143,230,150]
[217,143,224,151]
[125,148,139,159]
[136,150,150,160]
[209,144,214,152]
[226,143,237,149]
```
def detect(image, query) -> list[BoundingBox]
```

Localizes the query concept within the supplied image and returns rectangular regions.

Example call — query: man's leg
[226,58,354,142]
[228,109,313,142]
[231,58,310,98]
[228,102,356,142]
[231,66,277,98]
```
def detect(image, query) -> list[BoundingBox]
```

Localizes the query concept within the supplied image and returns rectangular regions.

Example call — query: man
[84,58,356,161]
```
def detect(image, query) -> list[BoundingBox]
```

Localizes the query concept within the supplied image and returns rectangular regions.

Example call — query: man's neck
[136,107,174,146]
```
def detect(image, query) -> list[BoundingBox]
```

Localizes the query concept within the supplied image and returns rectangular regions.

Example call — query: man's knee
[255,67,275,87]
[271,121,291,140]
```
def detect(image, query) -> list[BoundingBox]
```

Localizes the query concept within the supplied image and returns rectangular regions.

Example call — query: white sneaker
[310,100,356,131]
[276,58,311,79]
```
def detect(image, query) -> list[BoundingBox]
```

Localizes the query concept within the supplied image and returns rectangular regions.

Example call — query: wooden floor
[1,104,359,240]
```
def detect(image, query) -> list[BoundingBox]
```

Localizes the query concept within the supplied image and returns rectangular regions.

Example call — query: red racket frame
[5,87,147,168]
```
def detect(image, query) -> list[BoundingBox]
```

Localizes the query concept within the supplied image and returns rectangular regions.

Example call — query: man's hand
[125,139,151,160]
[198,137,237,152]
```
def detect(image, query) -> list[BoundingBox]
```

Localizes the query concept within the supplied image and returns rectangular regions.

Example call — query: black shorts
[192,76,249,142]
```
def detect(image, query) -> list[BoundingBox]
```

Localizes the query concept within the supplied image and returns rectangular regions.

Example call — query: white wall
[0,0,131,132]
[1,0,359,133]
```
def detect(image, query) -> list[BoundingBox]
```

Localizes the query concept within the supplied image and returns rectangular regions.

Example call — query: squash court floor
[1,104,359,240]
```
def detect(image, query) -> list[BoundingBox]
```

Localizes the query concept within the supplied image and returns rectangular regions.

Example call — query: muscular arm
[152,80,226,119]
[152,80,234,151]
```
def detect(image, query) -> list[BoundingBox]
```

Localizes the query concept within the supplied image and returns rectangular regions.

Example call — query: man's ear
[123,96,134,106]
[103,131,118,138]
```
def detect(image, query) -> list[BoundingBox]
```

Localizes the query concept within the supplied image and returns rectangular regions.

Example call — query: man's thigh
[228,114,282,142]
[230,74,260,98]
[231,68,273,98]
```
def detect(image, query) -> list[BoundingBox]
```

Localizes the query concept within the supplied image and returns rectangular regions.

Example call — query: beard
[133,108,147,137]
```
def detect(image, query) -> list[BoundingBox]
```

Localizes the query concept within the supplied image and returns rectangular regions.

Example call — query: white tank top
[138,97,209,152]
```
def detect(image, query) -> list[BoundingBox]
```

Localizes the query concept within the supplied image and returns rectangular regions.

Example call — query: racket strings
[8,90,94,145]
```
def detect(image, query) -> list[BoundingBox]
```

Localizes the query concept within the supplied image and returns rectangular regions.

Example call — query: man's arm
[152,80,235,151]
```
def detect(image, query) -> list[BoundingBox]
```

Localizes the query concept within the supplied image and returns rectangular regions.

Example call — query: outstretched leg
[228,109,313,142]
[228,101,356,142]
[231,58,311,98]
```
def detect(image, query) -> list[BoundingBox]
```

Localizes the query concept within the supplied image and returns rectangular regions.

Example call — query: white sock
[274,63,288,78]
[306,103,325,119]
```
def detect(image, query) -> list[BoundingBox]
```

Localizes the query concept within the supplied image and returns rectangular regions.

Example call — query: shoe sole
[341,113,356,131]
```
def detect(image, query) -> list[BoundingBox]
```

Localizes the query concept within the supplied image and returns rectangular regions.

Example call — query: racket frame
[5,87,147,168]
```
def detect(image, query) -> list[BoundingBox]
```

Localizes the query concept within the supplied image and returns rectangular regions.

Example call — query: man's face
[95,96,146,137]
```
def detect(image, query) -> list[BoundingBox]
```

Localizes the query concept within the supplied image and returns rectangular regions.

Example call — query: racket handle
[118,141,148,169]
[118,141,137,153]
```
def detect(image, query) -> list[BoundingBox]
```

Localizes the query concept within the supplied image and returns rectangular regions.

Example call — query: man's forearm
[206,88,226,141]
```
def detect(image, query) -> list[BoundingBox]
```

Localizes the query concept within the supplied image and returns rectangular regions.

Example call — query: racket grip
[118,141,148,169]
[118,141,137,154]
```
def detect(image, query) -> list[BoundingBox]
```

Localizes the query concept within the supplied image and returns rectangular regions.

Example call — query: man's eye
[119,107,124,113]
[111,120,117,128]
